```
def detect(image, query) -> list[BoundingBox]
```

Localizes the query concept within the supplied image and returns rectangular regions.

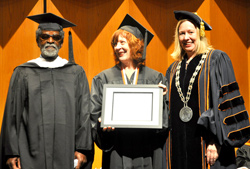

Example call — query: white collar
[28,56,68,68]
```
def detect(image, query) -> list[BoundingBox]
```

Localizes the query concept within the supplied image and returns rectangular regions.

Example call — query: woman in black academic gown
[90,14,168,169]
[165,10,250,169]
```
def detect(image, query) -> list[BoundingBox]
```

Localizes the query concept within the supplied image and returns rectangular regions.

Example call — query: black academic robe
[236,144,250,168]
[91,65,168,169]
[0,62,93,169]
[165,49,250,169]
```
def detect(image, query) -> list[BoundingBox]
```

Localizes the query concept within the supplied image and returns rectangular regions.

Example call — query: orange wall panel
[248,0,250,111]
[0,0,3,125]
[0,0,44,129]
[210,0,249,111]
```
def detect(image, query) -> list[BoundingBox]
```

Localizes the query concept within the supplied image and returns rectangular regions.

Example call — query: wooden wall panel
[129,0,169,74]
[130,0,207,74]
[210,0,249,111]
[0,0,3,126]
[86,0,126,85]
[0,0,249,168]
[248,0,250,110]
[0,0,43,129]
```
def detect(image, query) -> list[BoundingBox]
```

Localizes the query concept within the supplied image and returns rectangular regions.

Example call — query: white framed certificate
[101,84,163,128]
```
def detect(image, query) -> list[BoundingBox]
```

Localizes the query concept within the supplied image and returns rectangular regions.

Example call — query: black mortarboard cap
[27,13,76,31]
[174,10,212,31]
[118,14,154,60]
[27,13,76,63]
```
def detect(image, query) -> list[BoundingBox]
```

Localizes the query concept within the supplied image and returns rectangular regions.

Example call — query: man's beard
[41,43,60,60]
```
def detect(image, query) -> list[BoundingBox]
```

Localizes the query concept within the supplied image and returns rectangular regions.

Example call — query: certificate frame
[101,84,163,129]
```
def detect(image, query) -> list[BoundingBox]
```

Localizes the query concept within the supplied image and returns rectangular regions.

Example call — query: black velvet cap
[174,10,212,30]
[27,13,76,31]
[118,14,154,59]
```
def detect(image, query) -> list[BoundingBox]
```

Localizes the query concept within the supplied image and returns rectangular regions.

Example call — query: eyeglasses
[40,34,62,41]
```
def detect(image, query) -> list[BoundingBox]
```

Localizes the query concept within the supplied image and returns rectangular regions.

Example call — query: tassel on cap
[142,30,148,60]
[200,21,205,37]
[194,12,205,37]
[68,31,75,63]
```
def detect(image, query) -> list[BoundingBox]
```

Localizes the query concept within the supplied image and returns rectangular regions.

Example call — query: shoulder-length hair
[111,29,145,67]
[171,19,213,61]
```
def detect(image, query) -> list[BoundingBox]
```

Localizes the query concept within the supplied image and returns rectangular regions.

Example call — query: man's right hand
[6,157,21,169]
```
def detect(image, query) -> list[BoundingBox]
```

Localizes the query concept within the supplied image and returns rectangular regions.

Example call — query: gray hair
[36,28,64,45]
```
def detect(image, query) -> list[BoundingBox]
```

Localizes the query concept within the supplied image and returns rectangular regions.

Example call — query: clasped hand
[74,151,87,169]
[6,157,21,169]
[206,143,221,166]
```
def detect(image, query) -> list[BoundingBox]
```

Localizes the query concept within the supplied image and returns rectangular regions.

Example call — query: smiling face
[178,20,198,58]
[38,30,62,61]
[113,35,132,65]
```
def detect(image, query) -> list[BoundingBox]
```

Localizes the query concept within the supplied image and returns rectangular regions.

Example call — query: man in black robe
[0,13,93,169]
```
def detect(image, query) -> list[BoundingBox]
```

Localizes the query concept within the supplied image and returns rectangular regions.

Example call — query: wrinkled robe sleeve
[90,76,115,151]
[156,73,169,131]
[0,68,26,167]
[75,67,93,154]
[199,50,250,147]
[236,145,250,168]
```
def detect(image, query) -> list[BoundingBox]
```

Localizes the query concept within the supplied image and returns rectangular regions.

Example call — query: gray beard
[41,43,59,59]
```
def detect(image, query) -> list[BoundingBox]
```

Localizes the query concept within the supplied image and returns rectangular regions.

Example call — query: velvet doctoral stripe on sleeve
[198,50,250,147]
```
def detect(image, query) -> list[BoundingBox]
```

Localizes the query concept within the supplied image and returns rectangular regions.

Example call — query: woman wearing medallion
[90,14,168,169]
[165,10,250,169]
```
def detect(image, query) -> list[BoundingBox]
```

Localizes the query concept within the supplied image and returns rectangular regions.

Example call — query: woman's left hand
[98,117,115,132]
[158,82,167,95]
[206,143,220,166]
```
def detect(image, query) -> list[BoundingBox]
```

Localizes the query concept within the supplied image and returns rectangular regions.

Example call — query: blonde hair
[171,19,213,61]
[111,29,145,67]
